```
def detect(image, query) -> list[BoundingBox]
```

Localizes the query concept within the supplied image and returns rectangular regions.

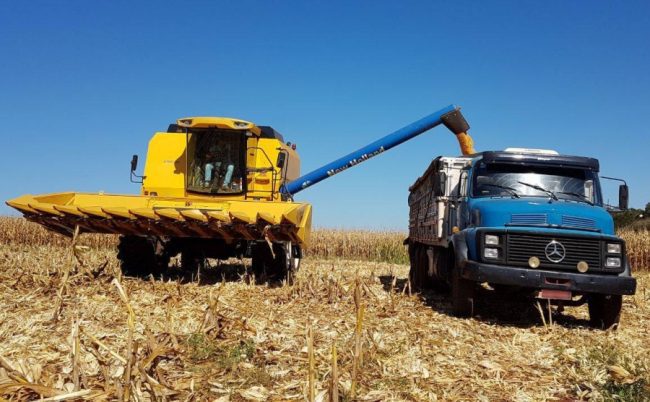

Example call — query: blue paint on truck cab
[455,150,636,298]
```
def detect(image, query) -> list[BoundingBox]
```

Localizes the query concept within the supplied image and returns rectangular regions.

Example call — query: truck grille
[506,234,605,272]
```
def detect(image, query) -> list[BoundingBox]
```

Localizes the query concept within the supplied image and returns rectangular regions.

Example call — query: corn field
[1,217,648,269]
[619,228,650,271]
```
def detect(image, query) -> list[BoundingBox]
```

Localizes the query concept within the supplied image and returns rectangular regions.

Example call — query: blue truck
[405,148,636,328]
[283,105,636,328]
[285,103,636,329]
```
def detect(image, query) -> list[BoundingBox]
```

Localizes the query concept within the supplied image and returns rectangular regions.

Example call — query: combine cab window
[473,162,602,205]
[187,130,245,194]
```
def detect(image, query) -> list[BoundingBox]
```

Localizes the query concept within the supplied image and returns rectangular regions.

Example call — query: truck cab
[407,148,636,328]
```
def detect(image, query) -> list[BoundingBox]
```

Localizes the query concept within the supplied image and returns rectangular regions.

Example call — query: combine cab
[8,104,473,281]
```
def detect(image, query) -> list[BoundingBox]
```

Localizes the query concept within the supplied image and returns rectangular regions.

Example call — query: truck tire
[117,235,169,277]
[588,294,622,329]
[419,246,435,289]
[428,247,449,291]
[451,265,475,317]
[408,244,419,289]
[409,244,429,291]
[435,248,452,290]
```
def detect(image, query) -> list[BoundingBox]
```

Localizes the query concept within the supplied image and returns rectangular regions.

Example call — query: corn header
[7,104,473,281]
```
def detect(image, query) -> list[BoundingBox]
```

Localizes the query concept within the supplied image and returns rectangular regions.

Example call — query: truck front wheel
[588,294,622,329]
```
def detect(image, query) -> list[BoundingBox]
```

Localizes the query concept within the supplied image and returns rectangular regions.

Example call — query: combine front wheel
[180,250,206,273]
[251,241,299,284]
[117,236,169,277]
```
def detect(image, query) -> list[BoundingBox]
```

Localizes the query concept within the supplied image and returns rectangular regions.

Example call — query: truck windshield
[472,162,601,205]
[186,129,245,194]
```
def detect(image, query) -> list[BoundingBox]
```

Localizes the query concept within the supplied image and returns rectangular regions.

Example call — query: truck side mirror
[619,184,629,210]
[434,172,447,196]
[131,155,138,172]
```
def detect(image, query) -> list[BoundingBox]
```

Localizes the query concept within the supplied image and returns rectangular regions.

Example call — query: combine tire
[252,243,300,285]
[251,242,298,284]
[117,236,169,277]
[588,294,622,330]
[181,250,206,273]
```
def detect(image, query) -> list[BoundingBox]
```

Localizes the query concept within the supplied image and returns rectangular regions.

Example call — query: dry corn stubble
[1,217,648,268]
[0,217,648,401]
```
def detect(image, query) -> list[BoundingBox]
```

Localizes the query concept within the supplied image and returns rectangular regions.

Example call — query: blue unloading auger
[282,104,475,196]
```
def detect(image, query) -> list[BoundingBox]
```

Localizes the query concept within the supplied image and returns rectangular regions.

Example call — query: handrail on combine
[246,146,279,197]
[281,104,475,196]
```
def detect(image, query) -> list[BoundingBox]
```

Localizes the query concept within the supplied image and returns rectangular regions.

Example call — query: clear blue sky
[1,1,648,229]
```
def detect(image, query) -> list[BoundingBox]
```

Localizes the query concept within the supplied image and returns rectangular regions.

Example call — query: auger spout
[282,104,475,196]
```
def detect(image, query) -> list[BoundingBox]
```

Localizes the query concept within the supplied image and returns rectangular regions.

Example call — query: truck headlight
[607,243,621,254]
[605,257,621,268]
[485,235,499,245]
[484,247,499,259]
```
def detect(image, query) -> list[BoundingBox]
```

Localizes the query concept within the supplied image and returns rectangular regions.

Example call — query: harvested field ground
[0,218,649,401]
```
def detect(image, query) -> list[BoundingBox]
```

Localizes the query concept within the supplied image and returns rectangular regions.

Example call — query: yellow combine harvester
[7,104,473,281]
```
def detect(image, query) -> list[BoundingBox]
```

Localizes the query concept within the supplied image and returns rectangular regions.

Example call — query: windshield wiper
[517,181,558,201]
[558,191,594,206]
[481,183,520,198]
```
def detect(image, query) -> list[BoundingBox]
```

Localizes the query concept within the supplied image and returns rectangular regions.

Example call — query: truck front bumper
[461,260,637,295]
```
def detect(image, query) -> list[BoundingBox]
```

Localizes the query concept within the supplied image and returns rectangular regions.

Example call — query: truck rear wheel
[451,265,475,317]
[429,247,450,291]
[117,236,169,277]
[408,244,430,290]
[408,244,419,289]
[588,294,622,329]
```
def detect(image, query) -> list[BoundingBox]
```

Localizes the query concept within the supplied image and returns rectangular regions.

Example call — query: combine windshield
[187,130,245,194]
[472,162,602,205]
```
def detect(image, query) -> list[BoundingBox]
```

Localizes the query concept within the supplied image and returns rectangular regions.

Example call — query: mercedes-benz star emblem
[545,240,566,263]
